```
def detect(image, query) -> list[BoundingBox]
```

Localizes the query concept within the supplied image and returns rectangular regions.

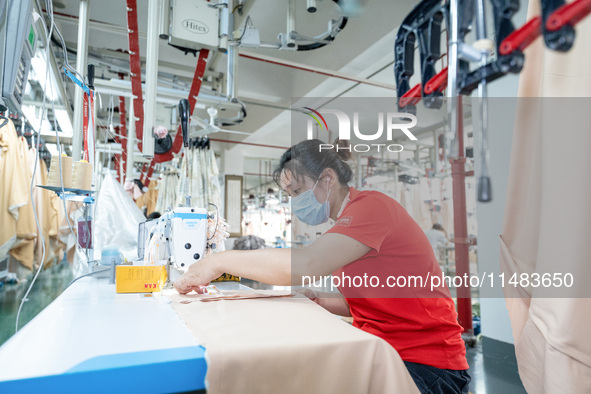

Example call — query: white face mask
[291,179,331,226]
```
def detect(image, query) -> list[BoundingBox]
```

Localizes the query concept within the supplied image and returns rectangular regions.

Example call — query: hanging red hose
[126,0,144,148]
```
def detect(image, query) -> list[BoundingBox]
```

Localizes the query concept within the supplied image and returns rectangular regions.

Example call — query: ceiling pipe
[142,0,160,157]
[71,0,90,161]
[210,138,288,150]
[49,10,148,38]
[93,78,244,110]
[239,52,397,91]
[226,30,238,99]
[286,0,296,47]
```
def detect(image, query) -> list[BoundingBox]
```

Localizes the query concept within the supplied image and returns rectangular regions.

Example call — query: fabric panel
[166,291,419,394]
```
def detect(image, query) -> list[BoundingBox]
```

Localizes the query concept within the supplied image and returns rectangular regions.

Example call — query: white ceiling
[47,0,449,160]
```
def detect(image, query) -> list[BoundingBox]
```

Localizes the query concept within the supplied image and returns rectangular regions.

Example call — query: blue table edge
[0,345,207,393]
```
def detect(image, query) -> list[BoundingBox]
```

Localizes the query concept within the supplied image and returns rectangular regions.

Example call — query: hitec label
[182,20,209,34]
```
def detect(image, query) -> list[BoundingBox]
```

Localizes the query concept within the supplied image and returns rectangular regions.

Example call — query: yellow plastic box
[116,265,168,293]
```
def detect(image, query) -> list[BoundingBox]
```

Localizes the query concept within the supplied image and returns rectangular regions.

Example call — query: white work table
[0,277,246,393]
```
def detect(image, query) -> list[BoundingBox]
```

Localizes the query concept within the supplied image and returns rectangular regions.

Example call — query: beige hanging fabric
[135,179,159,216]
[166,291,419,394]
[0,120,30,261]
[9,137,38,269]
[501,1,591,392]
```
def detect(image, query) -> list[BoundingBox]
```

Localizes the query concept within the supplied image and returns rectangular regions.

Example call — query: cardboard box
[116,265,168,293]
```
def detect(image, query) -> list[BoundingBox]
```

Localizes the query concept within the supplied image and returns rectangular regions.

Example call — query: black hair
[432,223,444,231]
[272,138,353,187]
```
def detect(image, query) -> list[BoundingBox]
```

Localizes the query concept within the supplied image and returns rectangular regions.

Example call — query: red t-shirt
[325,187,468,370]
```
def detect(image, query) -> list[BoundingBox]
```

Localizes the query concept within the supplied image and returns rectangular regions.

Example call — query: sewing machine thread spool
[47,154,73,188]
[72,160,93,190]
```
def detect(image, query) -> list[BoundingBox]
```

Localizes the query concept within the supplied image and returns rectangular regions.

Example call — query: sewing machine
[138,98,209,284]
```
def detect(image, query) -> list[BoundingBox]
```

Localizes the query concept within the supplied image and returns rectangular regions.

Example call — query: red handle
[399,83,422,108]
[547,0,591,31]
[499,16,542,56]
[424,67,448,95]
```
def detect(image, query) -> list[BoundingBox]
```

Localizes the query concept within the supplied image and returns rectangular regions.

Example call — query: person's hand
[174,254,222,294]
[296,287,320,304]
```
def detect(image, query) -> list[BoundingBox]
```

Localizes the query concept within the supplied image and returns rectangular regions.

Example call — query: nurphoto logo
[302,108,418,153]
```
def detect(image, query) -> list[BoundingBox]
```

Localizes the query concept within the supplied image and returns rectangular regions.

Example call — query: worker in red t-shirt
[175,138,471,393]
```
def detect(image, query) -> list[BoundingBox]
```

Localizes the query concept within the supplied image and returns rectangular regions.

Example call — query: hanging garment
[136,180,159,216]
[61,200,80,264]
[47,175,66,264]
[192,148,205,208]
[9,137,37,269]
[155,173,178,214]
[95,172,146,261]
[33,158,58,268]
[207,149,222,211]
[0,120,29,260]
[501,2,591,392]
[145,180,159,216]
[176,154,188,208]
[200,148,208,208]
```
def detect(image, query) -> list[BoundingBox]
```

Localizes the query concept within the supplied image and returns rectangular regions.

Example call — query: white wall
[475,98,516,343]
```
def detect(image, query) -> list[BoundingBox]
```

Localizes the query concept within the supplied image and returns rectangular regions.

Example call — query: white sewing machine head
[139,206,209,283]
[167,207,208,268]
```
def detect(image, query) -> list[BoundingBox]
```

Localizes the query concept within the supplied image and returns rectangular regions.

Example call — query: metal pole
[287,0,296,47]
[126,100,135,181]
[450,97,473,337]
[119,152,124,184]
[93,93,99,185]
[475,0,492,202]
[157,0,170,39]
[226,45,238,100]
[118,93,128,183]
[185,146,191,207]
[446,0,460,160]
[143,0,159,158]
[447,0,474,339]
[72,0,90,161]
[432,129,438,174]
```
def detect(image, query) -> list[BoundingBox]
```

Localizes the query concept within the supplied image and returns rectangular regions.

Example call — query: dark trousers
[404,361,471,394]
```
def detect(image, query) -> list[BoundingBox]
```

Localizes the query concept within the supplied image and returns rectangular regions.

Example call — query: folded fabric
[178,290,293,303]
[165,290,419,394]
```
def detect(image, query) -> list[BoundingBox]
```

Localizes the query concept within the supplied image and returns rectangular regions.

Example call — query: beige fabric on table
[501,1,591,392]
[166,291,419,394]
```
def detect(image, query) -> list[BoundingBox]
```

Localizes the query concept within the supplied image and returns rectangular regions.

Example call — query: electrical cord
[39,0,78,240]
[15,0,89,332]
[15,3,56,333]
[44,0,84,83]
[67,268,109,289]
[45,0,96,265]
[296,1,348,53]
